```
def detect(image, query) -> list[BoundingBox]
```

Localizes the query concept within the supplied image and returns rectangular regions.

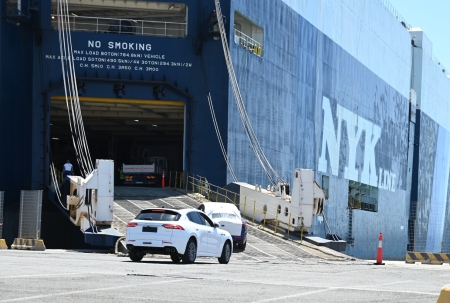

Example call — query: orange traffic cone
[374,232,385,265]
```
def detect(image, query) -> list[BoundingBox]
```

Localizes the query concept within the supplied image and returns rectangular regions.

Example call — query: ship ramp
[113,186,352,262]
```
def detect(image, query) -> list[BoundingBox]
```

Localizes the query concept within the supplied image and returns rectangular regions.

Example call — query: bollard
[374,232,385,265]
[437,284,450,303]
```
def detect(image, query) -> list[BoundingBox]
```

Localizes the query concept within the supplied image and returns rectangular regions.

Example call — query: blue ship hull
[0,0,448,259]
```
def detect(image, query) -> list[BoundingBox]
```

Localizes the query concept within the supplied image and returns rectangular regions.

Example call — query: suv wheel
[182,239,197,264]
[129,251,144,262]
[218,241,231,264]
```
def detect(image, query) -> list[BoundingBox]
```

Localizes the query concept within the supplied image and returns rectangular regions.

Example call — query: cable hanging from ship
[49,162,66,208]
[199,54,238,182]
[214,0,286,187]
[56,0,93,177]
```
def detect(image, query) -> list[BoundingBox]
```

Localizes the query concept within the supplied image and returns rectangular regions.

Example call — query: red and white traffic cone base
[374,232,385,265]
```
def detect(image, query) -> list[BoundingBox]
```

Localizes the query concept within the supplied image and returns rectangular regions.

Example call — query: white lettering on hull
[319,96,396,191]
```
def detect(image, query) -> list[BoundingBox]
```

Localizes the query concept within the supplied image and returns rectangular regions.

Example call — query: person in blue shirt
[63,160,74,179]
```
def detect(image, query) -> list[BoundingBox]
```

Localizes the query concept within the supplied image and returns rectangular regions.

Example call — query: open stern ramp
[112,186,202,235]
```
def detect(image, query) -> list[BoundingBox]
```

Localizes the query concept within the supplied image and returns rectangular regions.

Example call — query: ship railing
[169,171,311,240]
[381,0,450,77]
[234,29,262,57]
[51,15,187,38]
[381,1,450,77]
[379,0,411,29]
[431,54,450,76]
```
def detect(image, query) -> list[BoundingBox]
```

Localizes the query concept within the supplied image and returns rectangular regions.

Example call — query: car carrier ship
[0,0,449,260]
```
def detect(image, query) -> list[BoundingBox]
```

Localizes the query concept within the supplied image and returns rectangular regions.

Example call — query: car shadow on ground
[233,247,245,253]
[123,259,229,265]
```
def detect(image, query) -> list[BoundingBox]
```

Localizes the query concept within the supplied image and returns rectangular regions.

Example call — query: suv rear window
[136,209,180,221]
[211,212,237,220]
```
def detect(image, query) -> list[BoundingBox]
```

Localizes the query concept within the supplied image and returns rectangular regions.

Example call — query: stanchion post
[244,197,247,219]
[274,210,279,234]
[252,200,256,224]
[263,209,266,229]
[287,213,291,239]
[0,191,7,249]
[300,217,304,243]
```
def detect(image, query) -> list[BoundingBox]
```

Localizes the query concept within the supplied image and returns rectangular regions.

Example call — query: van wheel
[240,241,247,250]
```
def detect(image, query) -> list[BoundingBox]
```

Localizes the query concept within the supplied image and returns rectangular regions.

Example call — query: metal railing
[234,29,263,57]
[169,171,310,241]
[381,0,450,77]
[379,0,411,29]
[408,201,450,254]
[51,15,187,38]
[431,54,450,76]
[18,190,43,239]
[0,191,4,239]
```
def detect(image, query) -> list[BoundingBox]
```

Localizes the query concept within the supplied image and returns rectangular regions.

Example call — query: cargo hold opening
[49,94,185,186]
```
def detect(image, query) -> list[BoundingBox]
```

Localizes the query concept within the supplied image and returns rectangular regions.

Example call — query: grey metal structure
[0,191,4,238]
[18,190,43,239]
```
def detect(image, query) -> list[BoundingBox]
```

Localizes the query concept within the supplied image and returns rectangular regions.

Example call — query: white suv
[126,208,233,264]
